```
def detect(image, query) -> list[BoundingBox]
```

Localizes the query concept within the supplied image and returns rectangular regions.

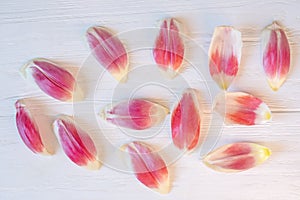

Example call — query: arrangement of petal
[203,142,271,172]
[16,20,283,192]
[53,115,101,170]
[87,26,129,82]
[153,18,185,78]
[15,99,50,155]
[262,21,290,91]
[171,88,201,151]
[100,99,169,130]
[214,92,272,125]
[209,26,242,90]
[21,58,83,102]
[122,141,170,194]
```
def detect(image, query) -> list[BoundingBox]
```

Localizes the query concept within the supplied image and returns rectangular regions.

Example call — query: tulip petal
[100,99,169,130]
[153,18,185,78]
[15,99,50,155]
[209,26,242,90]
[171,88,201,151]
[214,92,271,125]
[86,26,129,82]
[21,58,83,102]
[203,142,271,172]
[53,115,101,170]
[122,141,170,194]
[262,21,290,91]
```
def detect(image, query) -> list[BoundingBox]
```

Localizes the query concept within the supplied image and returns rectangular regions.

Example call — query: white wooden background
[1,0,300,199]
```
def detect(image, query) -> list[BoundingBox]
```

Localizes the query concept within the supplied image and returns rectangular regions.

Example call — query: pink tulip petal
[21,58,83,102]
[87,26,128,82]
[15,99,50,155]
[214,92,272,125]
[153,18,184,78]
[262,21,290,91]
[101,99,169,130]
[53,115,101,170]
[203,143,271,172]
[171,88,201,151]
[209,26,242,90]
[123,141,170,194]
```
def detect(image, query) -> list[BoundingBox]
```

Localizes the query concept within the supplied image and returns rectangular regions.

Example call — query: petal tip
[20,62,31,79]
[156,179,170,194]
[264,110,272,121]
[257,103,272,124]
[86,26,95,34]
[20,58,43,79]
[15,99,25,108]
[85,159,102,170]
[72,84,85,102]
[257,146,272,164]
[112,69,128,83]
[41,148,54,156]
[264,148,272,158]
[159,67,179,79]
[271,87,279,92]
[99,109,106,120]
[268,79,285,92]
[158,103,170,115]
[221,81,229,90]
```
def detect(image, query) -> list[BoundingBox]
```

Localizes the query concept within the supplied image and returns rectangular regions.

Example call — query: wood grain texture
[1,0,300,199]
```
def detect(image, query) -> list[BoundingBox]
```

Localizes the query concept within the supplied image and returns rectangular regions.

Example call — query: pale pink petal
[214,92,271,125]
[203,142,271,172]
[86,26,128,82]
[171,88,201,151]
[100,99,169,130]
[209,26,242,90]
[262,21,290,91]
[122,141,170,194]
[53,115,101,170]
[21,58,83,102]
[153,18,184,78]
[15,99,50,155]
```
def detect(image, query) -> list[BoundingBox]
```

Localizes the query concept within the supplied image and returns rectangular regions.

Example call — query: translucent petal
[153,18,185,78]
[15,99,50,155]
[87,26,129,82]
[53,115,101,170]
[214,92,272,125]
[100,99,169,130]
[203,142,271,172]
[171,88,201,151]
[122,141,170,194]
[262,21,290,91]
[209,26,242,90]
[21,58,83,102]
